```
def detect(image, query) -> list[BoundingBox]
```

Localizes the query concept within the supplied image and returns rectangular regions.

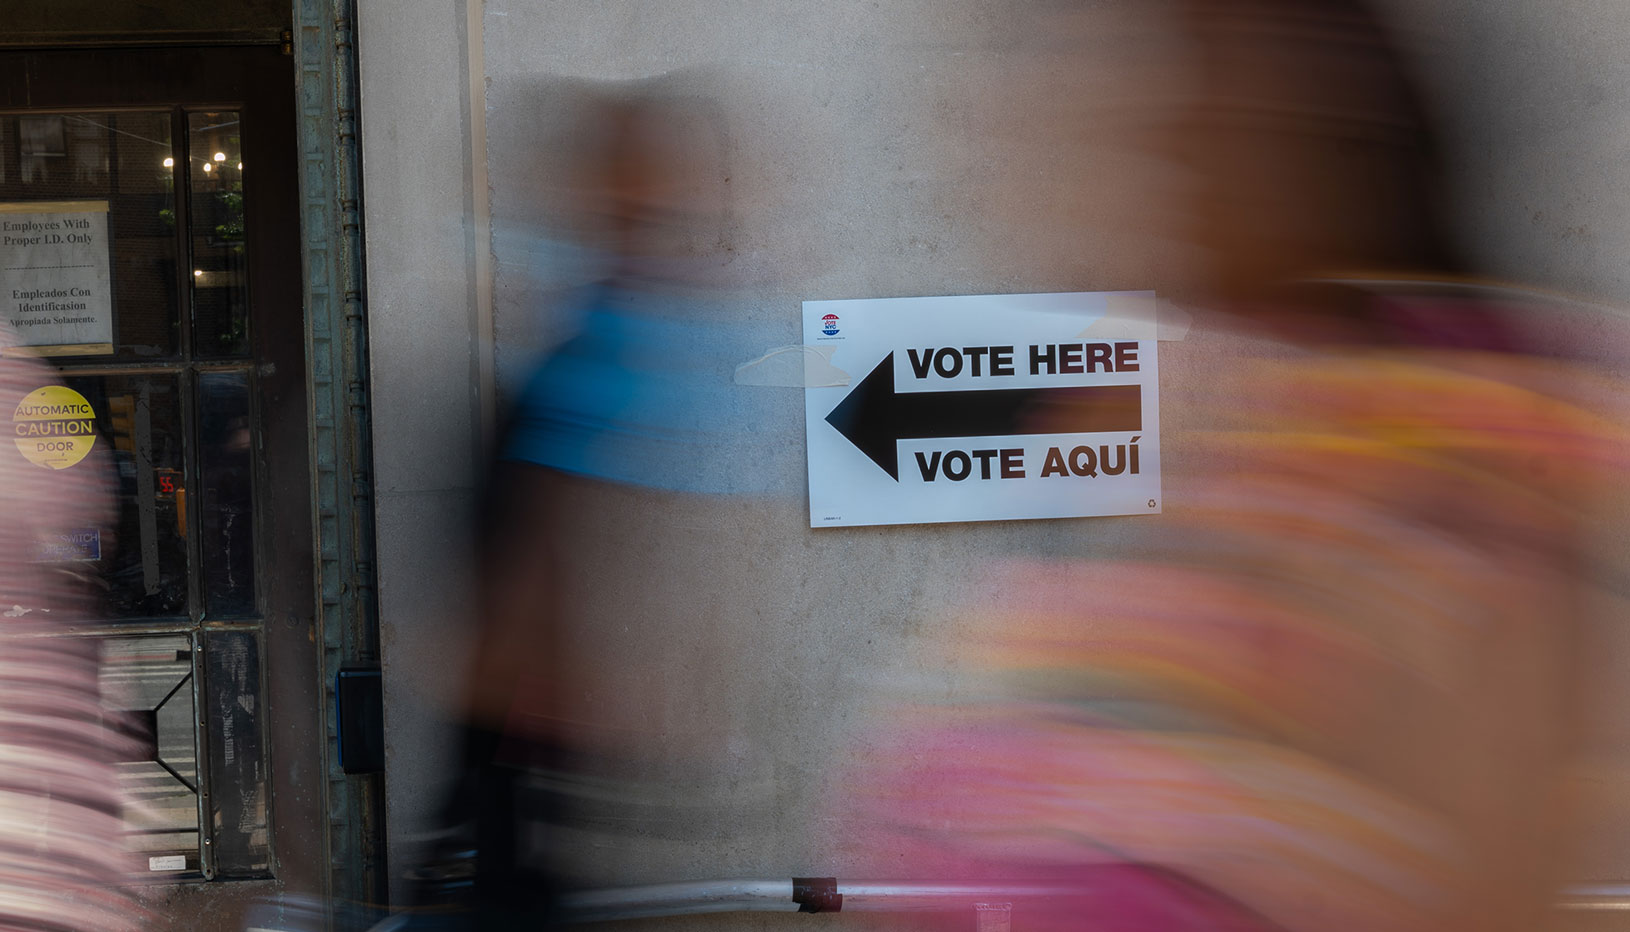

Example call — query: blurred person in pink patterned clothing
[0,321,142,931]
[835,2,1630,930]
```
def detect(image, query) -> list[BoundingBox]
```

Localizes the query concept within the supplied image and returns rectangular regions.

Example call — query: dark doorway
[0,45,328,927]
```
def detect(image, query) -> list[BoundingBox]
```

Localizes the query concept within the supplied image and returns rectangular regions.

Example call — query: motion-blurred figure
[406,80,772,929]
[839,2,1628,930]
[0,325,141,931]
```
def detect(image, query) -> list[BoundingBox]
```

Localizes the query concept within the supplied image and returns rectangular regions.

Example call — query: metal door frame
[293,0,387,920]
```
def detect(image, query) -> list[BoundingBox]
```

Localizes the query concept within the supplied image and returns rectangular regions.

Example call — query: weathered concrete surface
[361,1,1630,925]
[357,0,489,903]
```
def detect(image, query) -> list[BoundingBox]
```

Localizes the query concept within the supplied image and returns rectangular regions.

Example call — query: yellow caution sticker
[12,385,97,469]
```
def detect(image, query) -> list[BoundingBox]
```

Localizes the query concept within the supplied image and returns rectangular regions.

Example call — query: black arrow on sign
[824,351,1143,480]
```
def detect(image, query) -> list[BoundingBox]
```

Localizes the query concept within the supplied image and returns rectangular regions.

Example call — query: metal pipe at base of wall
[1558,884,1630,911]
[556,880,804,922]
[552,879,1630,925]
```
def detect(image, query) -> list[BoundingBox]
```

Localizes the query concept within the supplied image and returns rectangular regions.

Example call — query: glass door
[0,45,323,907]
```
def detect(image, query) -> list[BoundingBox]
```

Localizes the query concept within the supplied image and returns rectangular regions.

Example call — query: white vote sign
[804,291,1161,528]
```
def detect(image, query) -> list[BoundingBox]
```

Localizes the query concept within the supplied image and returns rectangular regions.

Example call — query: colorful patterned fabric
[0,325,143,931]
[841,303,1630,932]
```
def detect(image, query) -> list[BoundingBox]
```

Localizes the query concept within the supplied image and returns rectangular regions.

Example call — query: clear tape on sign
[734,344,851,388]
[1075,294,1191,342]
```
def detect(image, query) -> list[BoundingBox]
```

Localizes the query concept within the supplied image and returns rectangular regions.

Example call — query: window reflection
[61,372,188,617]
[101,635,201,872]
[199,370,254,616]
[0,112,179,357]
[187,111,247,357]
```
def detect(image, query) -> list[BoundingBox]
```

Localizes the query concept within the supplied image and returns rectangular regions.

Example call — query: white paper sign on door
[0,200,114,356]
[804,291,1161,528]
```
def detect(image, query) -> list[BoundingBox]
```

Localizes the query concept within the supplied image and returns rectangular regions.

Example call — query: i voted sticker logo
[821,314,840,336]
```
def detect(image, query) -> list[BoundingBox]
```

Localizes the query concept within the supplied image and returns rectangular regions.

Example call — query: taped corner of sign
[733,344,850,388]
[1075,294,1192,342]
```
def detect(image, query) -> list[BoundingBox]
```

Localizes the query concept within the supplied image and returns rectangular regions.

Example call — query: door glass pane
[187,111,247,357]
[199,369,254,616]
[102,635,201,873]
[203,629,269,876]
[0,111,179,357]
[57,371,189,618]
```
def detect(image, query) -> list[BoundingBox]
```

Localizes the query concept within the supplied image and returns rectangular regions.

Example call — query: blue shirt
[502,284,794,495]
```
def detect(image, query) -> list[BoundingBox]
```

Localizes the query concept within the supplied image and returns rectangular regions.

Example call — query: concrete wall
[360,0,1630,919]
[357,0,492,899]
[480,0,1195,895]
